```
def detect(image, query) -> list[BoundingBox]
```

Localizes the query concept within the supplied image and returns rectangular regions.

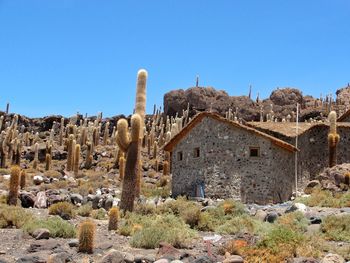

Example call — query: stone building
[248,121,350,189]
[164,112,297,204]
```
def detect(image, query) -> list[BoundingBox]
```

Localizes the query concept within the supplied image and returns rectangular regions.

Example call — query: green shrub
[217,214,257,235]
[91,208,106,220]
[220,199,246,216]
[296,188,350,208]
[129,214,196,249]
[321,214,350,242]
[276,212,309,232]
[48,202,75,220]
[23,216,76,238]
[77,203,93,217]
[157,197,201,227]
[258,225,304,253]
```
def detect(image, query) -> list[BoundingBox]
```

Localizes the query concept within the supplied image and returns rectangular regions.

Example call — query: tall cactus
[7,166,20,205]
[328,111,340,167]
[116,69,147,212]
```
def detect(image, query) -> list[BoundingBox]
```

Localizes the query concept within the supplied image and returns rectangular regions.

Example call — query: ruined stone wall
[171,117,295,204]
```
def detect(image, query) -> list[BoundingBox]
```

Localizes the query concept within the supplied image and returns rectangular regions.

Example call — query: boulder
[19,192,36,208]
[223,254,244,263]
[285,203,307,214]
[70,193,83,205]
[304,180,321,194]
[34,191,47,209]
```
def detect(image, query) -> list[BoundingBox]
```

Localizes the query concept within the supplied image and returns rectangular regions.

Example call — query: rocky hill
[164,85,350,122]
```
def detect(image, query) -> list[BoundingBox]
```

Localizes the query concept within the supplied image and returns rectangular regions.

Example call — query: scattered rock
[285,203,307,214]
[28,240,61,253]
[265,211,279,223]
[32,228,50,240]
[16,255,46,263]
[157,242,182,260]
[67,239,79,247]
[70,193,83,205]
[99,249,125,263]
[47,252,72,263]
[320,253,345,263]
[223,254,244,263]
[254,210,267,221]
[33,175,44,185]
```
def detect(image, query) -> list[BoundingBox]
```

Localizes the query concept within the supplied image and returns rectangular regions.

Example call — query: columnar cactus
[20,170,26,189]
[103,122,110,145]
[78,220,96,254]
[59,117,64,146]
[74,144,81,176]
[84,141,93,169]
[67,134,74,171]
[33,143,39,169]
[116,69,147,212]
[45,153,51,171]
[328,111,340,167]
[7,166,20,205]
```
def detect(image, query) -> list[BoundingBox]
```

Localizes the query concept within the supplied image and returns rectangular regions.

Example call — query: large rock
[19,192,36,208]
[99,249,134,263]
[34,191,47,209]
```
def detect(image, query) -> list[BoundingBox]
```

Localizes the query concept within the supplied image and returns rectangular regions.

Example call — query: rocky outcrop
[163,86,326,121]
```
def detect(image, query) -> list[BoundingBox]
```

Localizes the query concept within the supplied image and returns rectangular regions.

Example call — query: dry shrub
[49,201,75,220]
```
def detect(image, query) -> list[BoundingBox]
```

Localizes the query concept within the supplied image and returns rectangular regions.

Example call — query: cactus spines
[7,165,20,205]
[108,207,119,231]
[67,134,74,171]
[328,111,340,168]
[78,220,96,254]
[135,69,147,124]
[45,153,52,171]
[119,155,125,180]
[20,170,26,189]
[74,144,81,176]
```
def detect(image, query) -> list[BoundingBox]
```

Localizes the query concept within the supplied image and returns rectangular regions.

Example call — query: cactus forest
[1,1,350,263]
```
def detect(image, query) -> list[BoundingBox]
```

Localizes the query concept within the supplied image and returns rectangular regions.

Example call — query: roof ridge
[164,112,298,153]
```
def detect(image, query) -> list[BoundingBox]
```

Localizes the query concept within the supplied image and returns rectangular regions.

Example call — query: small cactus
[108,207,119,231]
[20,170,26,189]
[78,220,96,254]
[7,166,20,205]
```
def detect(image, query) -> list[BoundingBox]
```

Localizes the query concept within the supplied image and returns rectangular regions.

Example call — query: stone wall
[171,116,295,204]
[254,124,350,190]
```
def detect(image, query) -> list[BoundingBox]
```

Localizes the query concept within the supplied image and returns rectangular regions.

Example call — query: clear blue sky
[0,0,349,117]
